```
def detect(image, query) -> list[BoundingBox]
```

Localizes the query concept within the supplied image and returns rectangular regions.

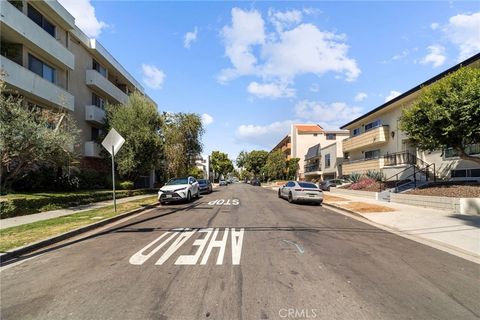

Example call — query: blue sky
[59,1,480,161]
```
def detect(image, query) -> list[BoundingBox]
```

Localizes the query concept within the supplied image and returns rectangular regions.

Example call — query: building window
[93,59,107,77]
[343,152,349,160]
[451,168,480,178]
[352,128,361,136]
[444,144,480,158]
[8,0,23,11]
[313,133,318,137]
[365,119,382,132]
[92,92,106,110]
[0,42,22,66]
[326,133,336,140]
[28,54,55,83]
[28,4,55,37]
[364,149,380,160]
[325,154,331,168]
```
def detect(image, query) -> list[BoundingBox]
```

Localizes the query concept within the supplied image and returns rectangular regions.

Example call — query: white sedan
[278,181,323,205]
[158,176,200,204]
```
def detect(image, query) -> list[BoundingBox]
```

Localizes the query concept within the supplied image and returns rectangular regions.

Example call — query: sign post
[102,128,125,213]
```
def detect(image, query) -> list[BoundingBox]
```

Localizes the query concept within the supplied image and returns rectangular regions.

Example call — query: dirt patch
[405,185,480,198]
[341,202,395,213]
[324,195,348,202]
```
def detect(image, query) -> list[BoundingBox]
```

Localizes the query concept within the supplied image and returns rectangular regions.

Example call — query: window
[343,152,349,160]
[28,54,56,83]
[326,133,336,140]
[365,149,380,160]
[286,182,295,187]
[365,119,382,132]
[93,59,107,77]
[313,133,318,137]
[92,92,106,110]
[8,0,23,11]
[298,182,318,189]
[325,154,331,168]
[0,42,22,66]
[444,144,480,158]
[352,128,361,136]
[91,127,100,141]
[451,168,480,178]
[28,4,55,37]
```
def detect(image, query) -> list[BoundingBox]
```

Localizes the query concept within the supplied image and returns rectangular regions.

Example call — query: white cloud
[354,92,367,102]
[294,100,363,129]
[141,64,166,90]
[184,27,198,49]
[247,81,295,99]
[58,0,108,38]
[420,45,446,67]
[443,12,480,60]
[201,113,214,126]
[235,120,294,148]
[218,7,360,91]
[430,22,440,30]
[385,90,401,102]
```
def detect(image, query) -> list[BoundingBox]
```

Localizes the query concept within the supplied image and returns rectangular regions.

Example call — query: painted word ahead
[129,228,244,266]
[208,199,240,206]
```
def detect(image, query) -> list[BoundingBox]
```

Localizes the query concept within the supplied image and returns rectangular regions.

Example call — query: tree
[236,150,248,168]
[0,81,79,193]
[286,158,300,180]
[188,166,205,179]
[244,150,269,176]
[210,151,233,181]
[106,92,163,180]
[162,112,204,178]
[263,150,286,180]
[400,67,480,165]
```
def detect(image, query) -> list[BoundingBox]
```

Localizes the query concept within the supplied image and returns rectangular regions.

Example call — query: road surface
[1,183,479,319]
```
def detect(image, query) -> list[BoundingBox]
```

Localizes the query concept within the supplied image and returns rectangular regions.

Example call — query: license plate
[166,194,172,198]
[308,194,316,197]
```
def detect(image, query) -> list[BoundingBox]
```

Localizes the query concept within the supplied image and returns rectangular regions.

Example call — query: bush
[78,169,107,190]
[11,166,57,192]
[350,178,376,190]
[349,172,363,183]
[0,189,157,219]
[54,174,80,191]
[366,170,385,182]
[119,181,134,190]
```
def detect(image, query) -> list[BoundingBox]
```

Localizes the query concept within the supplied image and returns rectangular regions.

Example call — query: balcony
[0,1,74,69]
[1,56,74,110]
[281,143,291,152]
[84,141,102,158]
[85,105,106,126]
[343,125,389,152]
[86,70,128,104]
[342,158,384,175]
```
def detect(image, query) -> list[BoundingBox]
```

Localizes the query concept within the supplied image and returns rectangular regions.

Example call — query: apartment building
[271,124,349,180]
[0,0,154,171]
[304,139,347,181]
[195,154,211,180]
[340,53,480,181]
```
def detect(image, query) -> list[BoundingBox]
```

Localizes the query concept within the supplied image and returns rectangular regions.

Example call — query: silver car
[278,181,323,205]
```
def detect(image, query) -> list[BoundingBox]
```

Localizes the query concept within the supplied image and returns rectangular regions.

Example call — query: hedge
[0,189,157,219]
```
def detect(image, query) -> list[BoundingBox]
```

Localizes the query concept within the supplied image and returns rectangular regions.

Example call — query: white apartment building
[195,154,211,180]
[272,124,349,180]
[0,0,155,171]
[340,53,480,182]
[304,139,347,181]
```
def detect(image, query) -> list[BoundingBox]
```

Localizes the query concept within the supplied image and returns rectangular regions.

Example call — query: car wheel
[160,200,166,205]
[196,190,200,198]
[288,192,293,203]
[278,189,282,198]
[186,191,191,202]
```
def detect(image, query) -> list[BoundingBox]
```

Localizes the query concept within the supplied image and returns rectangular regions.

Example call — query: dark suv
[319,179,347,191]
[250,178,261,186]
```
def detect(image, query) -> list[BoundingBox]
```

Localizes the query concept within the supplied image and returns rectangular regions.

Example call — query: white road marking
[282,239,304,254]
[207,199,240,206]
[156,229,196,265]
[200,228,229,265]
[175,228,213,265]
[129,232,177,265]
[231,228,245,265]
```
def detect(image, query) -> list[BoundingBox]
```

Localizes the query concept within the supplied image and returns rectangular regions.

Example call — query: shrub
[366,170,385,182]
[349,172,363,183]
[78,169,107,190]
[54,174,80,191]
[350,178,376,190]
[119,181,134,190]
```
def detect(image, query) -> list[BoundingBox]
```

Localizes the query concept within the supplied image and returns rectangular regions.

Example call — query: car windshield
[298,182,318,189]
[198,179,207,184]
[166,178,189,185]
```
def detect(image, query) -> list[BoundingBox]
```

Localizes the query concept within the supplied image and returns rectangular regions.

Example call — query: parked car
[219,179,227,186]
[158,176,199,204]
[278,181,323,205]
[198,179,213,194]
[250,178,261,186]
[319,179,348,191]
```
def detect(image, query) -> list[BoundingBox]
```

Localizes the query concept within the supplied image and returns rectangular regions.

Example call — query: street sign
[101,128,125,156]
[102,128,125,213]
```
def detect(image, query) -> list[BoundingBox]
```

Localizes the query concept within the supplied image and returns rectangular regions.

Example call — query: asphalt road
[1,183,479,320]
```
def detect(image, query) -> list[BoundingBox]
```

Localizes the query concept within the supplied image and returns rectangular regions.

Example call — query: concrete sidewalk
[263,185,480,261]
[0,194,156,230]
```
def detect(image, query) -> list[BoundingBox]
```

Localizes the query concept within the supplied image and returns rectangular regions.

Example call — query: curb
[0,202,159,264]
[322,202,369,220]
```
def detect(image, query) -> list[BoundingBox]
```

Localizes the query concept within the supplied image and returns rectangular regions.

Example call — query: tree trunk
[457,147,480,165]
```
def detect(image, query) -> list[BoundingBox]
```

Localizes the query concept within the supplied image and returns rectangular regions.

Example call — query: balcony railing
[85,105,106,126]
[383,151,416,166]
[304,164,321,173]
[343,125,389,152]
[86,70,128,104]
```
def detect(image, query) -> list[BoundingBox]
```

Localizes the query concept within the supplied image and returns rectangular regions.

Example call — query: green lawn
[0,195,157,252]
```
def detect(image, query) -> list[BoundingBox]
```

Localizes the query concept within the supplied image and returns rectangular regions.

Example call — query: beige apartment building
[340,53,480,182]
[272,124,349,180]
[0,0,153,171]
[304,139,347,181]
